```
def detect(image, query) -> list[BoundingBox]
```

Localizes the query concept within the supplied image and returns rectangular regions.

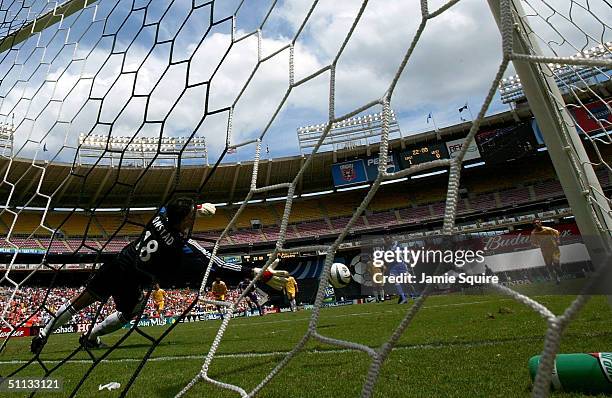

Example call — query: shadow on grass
[155,356,282,397]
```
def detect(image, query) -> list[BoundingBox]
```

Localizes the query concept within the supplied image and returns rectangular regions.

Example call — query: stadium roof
[0,106,532,209]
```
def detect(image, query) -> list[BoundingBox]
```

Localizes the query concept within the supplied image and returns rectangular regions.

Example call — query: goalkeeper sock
[89,312,125,340]
[41,302,77,337]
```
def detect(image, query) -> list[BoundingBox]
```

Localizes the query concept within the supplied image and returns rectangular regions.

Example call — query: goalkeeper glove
[196,202,216,216]
[253,259,289,291]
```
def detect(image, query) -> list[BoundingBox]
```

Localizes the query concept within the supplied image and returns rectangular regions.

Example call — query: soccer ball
[329,262,351,288]
[350,254,372,287]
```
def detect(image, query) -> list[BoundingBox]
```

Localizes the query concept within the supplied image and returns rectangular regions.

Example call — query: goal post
[487,0,612,263]
[488,1,612,396]
[0,0,97,54]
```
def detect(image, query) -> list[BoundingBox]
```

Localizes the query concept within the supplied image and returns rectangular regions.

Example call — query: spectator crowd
[0,285,259,328]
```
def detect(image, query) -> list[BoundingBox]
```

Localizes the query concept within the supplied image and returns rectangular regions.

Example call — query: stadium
[0,1,611,397]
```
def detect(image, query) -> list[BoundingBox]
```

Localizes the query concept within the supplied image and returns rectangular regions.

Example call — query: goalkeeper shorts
[86,260,144,314]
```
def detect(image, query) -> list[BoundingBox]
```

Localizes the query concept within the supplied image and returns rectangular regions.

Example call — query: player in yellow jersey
[530,218,562,284]
[367,258,386,302]
[151,283,166,322]
[284,276,298,312]
[211,277,228,317]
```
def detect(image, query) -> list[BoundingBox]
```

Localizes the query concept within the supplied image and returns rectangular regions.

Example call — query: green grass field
[1,292,611,397]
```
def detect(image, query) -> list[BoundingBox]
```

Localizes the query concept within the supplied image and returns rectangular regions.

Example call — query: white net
[0,0,609,397]
[498,0,612,236]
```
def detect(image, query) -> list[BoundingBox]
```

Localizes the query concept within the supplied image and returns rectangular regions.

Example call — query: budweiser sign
[482,223,580,254]
[0,327,32,338]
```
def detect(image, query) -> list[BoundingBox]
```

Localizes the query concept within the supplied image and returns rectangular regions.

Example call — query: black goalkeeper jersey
[117,213,186,282]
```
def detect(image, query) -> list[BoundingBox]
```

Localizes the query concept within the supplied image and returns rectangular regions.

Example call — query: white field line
[0,335,538,365]
[0,298,528,365]
[209,298,516,329]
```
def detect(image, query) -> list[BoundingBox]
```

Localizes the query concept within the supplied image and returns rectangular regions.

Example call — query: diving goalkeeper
[31,197,289,353]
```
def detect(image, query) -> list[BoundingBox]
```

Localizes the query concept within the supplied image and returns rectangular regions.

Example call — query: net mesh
[0,0,608,397]
[499,0,612,235]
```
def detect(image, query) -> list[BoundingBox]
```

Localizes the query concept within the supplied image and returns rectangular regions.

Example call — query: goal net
[0,0,609,397]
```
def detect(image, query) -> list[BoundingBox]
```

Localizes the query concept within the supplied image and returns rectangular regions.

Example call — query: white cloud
[0,0,608,169]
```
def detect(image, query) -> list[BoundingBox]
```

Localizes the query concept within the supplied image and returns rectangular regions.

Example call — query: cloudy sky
[0,0,608,165]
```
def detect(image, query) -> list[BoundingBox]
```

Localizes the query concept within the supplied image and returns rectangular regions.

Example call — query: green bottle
[529,353,612,394]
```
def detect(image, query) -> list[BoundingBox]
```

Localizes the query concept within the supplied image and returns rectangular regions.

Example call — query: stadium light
[296,109,402,154]
[380,177,409,185]
[411,170,448,179]
[266,196,289,202]
[499,42,612,103]
[336,184,370,192]
[301,189,335,197]
[463,161,486,169]
[0,117,14,157]
[233,199,264,205]
[78,134,208,167]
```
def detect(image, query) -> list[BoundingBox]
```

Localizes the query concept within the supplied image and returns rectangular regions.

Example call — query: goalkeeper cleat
[79,334,107,349]
[30,334,48,355]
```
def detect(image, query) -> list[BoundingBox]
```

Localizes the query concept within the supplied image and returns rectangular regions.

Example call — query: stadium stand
[2,168,609,252]
[365,211,398,228]
[1,212,43,235]
[330,215,367,232]
[261,226,281,242]
[499,187,532,207]
[43,238,71,253]
[412,185,447,204]
[366,190,410,211]
[285,225,301,240]
[99,237,131,252]
[398,205,433,224]
[533,179,564,200]
[0,286,256,328]
[430,201,463,218]
[0,144,610,253]
[8,236,43,249]
[64,239,102,254]
[323,195,362,218]
[283,200,325,223]
[229,229,266,245]
[96,214,147,237]
[231,205,277,228]
[194,208,232,231]
[46,213,105,237]
[468,193,498,212]
[295,220,331,236]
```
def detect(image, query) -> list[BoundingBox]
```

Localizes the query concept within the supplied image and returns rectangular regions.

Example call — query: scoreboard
[475,123,536,163]
[241,251,300,266]
[399,143,449,168]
